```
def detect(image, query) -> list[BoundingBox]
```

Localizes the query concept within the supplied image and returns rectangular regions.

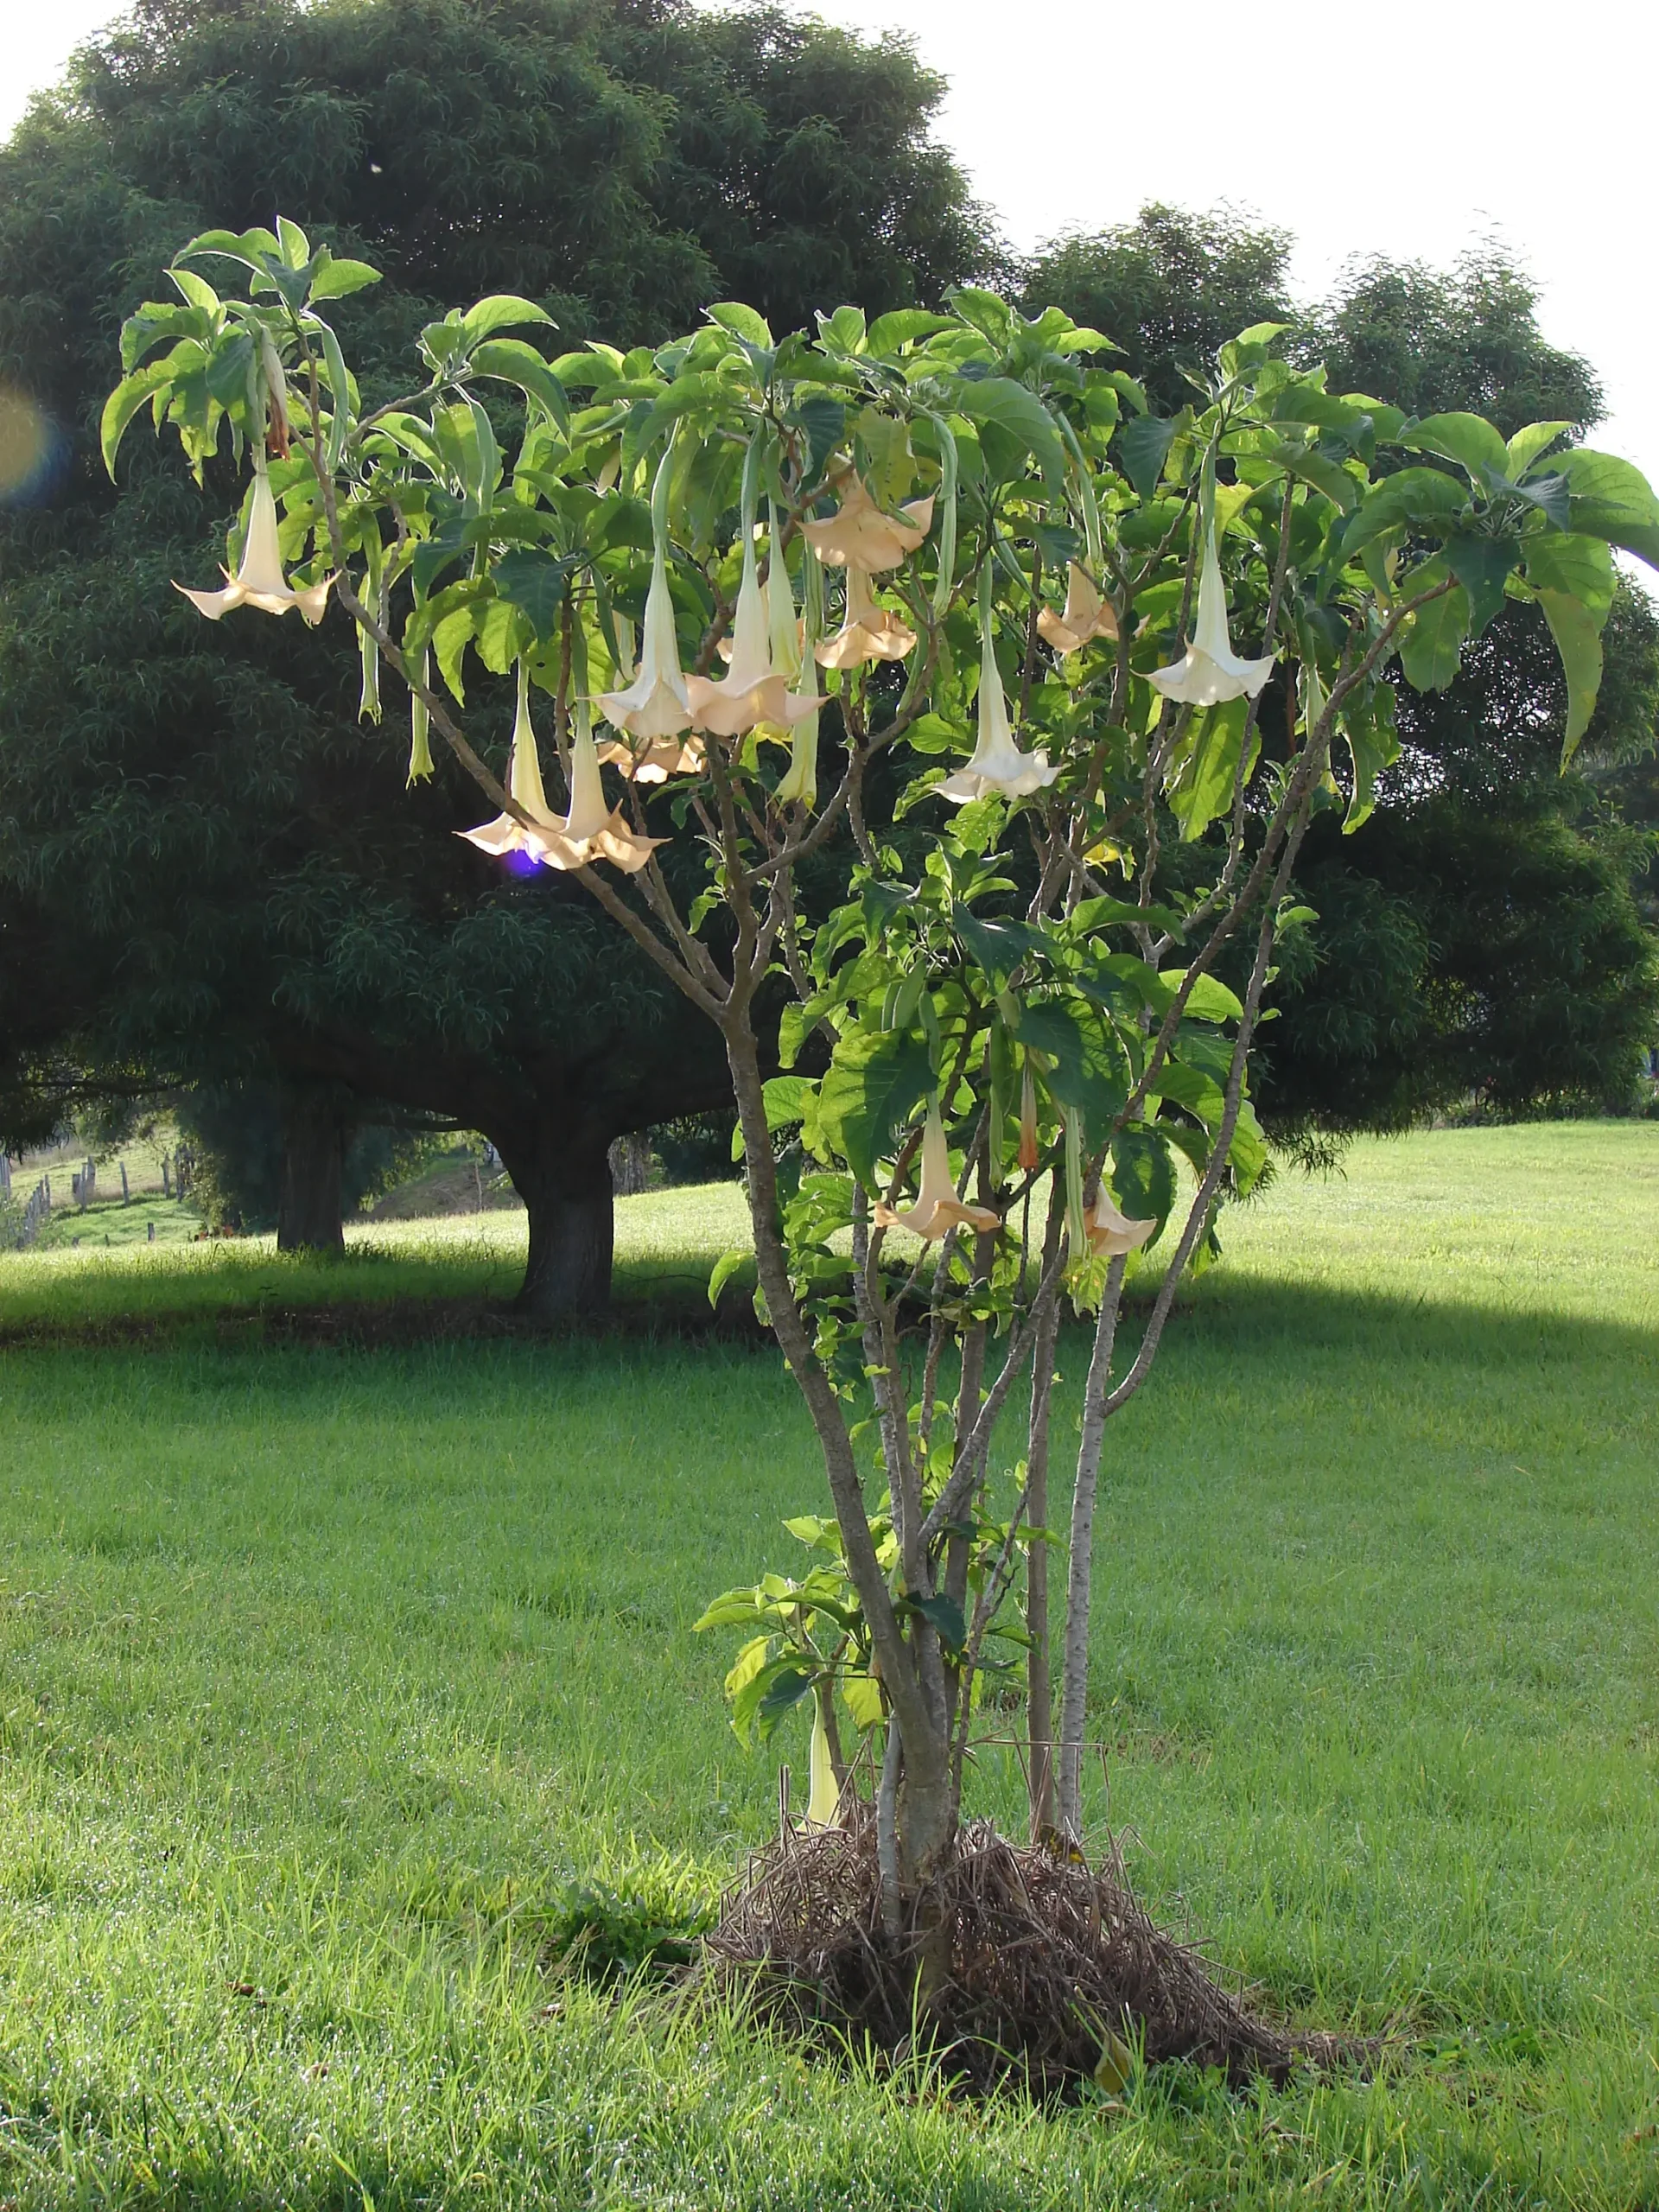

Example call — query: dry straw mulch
[705,1805,1357,2097]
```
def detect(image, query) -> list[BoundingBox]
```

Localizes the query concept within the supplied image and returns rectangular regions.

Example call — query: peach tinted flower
[873,1106,1000,1241]
[801,472,934,575]
[1037,563,1119,655]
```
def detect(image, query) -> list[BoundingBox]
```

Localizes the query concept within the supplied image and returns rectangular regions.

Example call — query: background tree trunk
[493,1118,615,1318]
[276,1083,346,1254]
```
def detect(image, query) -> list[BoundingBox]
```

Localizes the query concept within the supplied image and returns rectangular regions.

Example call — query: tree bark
[276,1083,346,1254]
[492,1116,615,1318]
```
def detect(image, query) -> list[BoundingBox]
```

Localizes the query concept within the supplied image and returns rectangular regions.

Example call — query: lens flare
[0,385,65,505]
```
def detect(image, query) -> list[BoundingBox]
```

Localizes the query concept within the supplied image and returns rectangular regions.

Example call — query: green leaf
[493,549,575,641]
[954,906,1042,987]
[1167,696,1254,842]
[1558,448,1659,569]
[469,338,571,429]
[1071,893,1185,938]
[1014,1001,1129,1143]
[706,302,773,347]
[817,1028,934,1188]
[1336,683,1399,832]
[100,359,175,477]
[906,1591,967,1654]
[458,295,556,349]
[1442,533,1518,637]
[1116,413,1176,499]
[1536,589,1604,765]
[707,1249,750,1311]
[761,1076,812,1130]
[793,393,846,483]
[308,256,381,301]
[1403,411,1509,481]
[203,327,254,409]
[1160,969,1243,1023]
[1338,467,1469,560]
[842,1673,886,1730]
[952,376,1066,484]
[432,605,474,703]
[1522,532,1614,621]
[1110,1128,1176,1230]
[1397,577,1470,692]
[1506,421,1573,476]
[753,1662,816,1743]
[867,309,956,353]
[275,214,312,270]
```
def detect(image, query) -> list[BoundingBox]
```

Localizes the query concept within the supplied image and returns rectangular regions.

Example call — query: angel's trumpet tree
[113,229,1652,1950]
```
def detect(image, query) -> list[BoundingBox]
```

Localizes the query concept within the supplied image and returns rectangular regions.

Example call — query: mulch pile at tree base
[703,1807,1359,2097]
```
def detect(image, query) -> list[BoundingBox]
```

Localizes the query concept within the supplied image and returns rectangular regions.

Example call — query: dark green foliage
[1022,204,1293,415]
[176,1078,439,1230]
[1313,251,1601,435]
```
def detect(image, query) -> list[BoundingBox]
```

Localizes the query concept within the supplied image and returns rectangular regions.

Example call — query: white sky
[3,0,1656,479]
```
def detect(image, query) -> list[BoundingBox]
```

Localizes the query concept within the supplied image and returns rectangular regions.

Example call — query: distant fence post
[120,1160,130,1204]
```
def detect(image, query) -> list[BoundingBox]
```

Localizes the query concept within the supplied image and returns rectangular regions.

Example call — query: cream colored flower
[459,664,566,861]
[1037,563,1119,655]
[461,673,664,874]
[596,732,705,785]
[873,1105,1000,1241]
[1148,526,1274,705]
[815,564,916,671]
[1083,1181,1156,1257]
[594,538,692,741]
[536,702,665,874]
[801,471,935,574]
[938,616,1060,804]
[175,467,332,624]
[686,524,818,740]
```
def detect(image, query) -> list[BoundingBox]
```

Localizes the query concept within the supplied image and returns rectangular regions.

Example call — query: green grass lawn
[0,1123,1655,2208]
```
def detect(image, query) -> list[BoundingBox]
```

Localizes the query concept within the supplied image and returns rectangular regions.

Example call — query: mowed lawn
[0,1124,1655,2209]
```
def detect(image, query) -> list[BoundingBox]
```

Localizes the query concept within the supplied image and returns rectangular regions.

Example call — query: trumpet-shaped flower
[874,1105,1000,1242]
[1148,528,1274,705]
[1084,1180,1156,1258]
[596,732,705,785]
[801,472,935,574]
[686,529,817,740]
[461,675,664,874]
[537,703,665,874]
[594,540,692,741]
[1037,563,1119,655]
[459,665,566,861]
[175,467,332,624]
[938,618,1060,804]
[815,564,916,671]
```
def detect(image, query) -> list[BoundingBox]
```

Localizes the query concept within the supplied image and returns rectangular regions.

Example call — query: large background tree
[0,0,996,1300]
[1026,208,1659,1133]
